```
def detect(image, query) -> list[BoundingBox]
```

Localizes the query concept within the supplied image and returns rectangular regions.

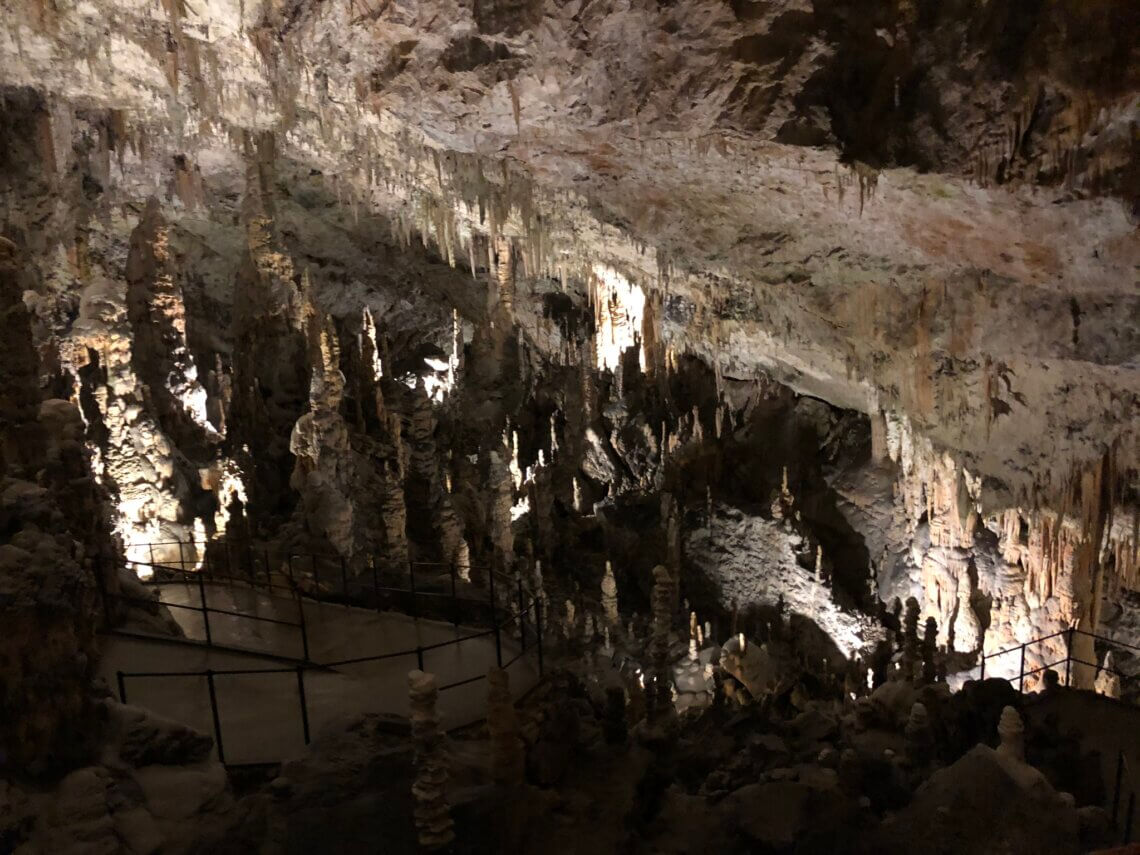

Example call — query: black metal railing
[112,595,542,766]
[981,627,1139,843]
[979,627,1140,692]
[95,544,546,767]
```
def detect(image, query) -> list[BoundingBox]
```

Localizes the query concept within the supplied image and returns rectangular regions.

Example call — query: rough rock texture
[0,2,1138,833]
[4,701,232,855]
[0,237,102,775]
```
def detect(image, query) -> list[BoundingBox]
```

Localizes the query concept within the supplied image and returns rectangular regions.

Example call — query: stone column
[601,560,619,627]
[996,706,1025,764]
[647,565,674,721]
[486,667,524,785]
[409,670,454,850]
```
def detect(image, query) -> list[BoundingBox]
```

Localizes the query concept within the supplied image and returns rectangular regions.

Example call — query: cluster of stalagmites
[873,411,1137,692]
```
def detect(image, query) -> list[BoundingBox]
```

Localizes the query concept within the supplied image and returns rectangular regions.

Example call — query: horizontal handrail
[983,628,1070,661]
[102,540,548,767]
[107,591,304,629]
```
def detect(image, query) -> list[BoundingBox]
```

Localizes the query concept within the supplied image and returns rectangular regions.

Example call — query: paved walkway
[97,582,537,765]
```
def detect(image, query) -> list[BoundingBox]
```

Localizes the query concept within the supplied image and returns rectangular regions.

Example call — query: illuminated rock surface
[0,0,1138,851]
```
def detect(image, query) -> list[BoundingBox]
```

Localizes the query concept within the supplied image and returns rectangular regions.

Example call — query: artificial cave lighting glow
[362,307,384,381]
[510,495,531,522]
[591,263,647,374]
[180,366,218,438]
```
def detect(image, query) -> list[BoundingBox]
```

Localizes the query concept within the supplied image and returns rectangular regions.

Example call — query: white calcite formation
[601,560,619,627]
[289,273,355,556]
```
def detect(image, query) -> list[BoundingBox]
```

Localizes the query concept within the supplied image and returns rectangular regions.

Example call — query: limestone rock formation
[486,667,524,786]
[601,560,619,628]
[408,670,454,850]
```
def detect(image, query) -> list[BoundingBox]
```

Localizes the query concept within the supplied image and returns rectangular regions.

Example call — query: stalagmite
[1094,651,1121,699]
[486,667,524,786]
[902,597,920,680]
[125,198,215,443]
[408,670,454,850]
[996,706,1026,764]
[409,376,441,513]
[921,617,938,685]
[904,702,934,768]
[490,448,514,568]
[289,284,354,556]
[647,565,675,721]
[382,461,410,569]
[601,560,619,626]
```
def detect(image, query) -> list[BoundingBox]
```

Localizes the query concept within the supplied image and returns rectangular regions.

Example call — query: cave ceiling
[1,0,1138,508]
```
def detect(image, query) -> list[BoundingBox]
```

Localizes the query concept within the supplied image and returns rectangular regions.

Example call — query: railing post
[450,564,459,627]
[408,562,418,620]
[487,565,497,619]
[94,555,109,628]
[1065,628,1074,687]
[1126,792,1136,844]
[1018,643,1027,693]
[298,594,310,661]
[312,554,319,594]
[340,556,349,605]
[206,670,226,765]
[197,570,212,646]
[372,558,381,613]
[1113,752,1125,825]
[116,671,127,704]
[148,542,155,569]
[535,597,544,676]
[296,666,311,745]
[517,573,526,652]
[416,646,425,671]
[493,614,503,667]
[980,650,986,680]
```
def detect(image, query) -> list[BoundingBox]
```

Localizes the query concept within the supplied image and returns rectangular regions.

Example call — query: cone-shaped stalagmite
[902,597,920,680]
[921,617,938,684]
[601,560,619,627]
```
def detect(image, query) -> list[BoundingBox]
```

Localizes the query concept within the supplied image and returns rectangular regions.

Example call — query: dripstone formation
[0,1,1137,853]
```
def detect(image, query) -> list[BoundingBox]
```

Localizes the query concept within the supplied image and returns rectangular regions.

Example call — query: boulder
[873,744,1080,854]
[108,702,214,767]
[133,764,228,820]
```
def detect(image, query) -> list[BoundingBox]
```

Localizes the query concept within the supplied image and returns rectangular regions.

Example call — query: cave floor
[97,584,537,765]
